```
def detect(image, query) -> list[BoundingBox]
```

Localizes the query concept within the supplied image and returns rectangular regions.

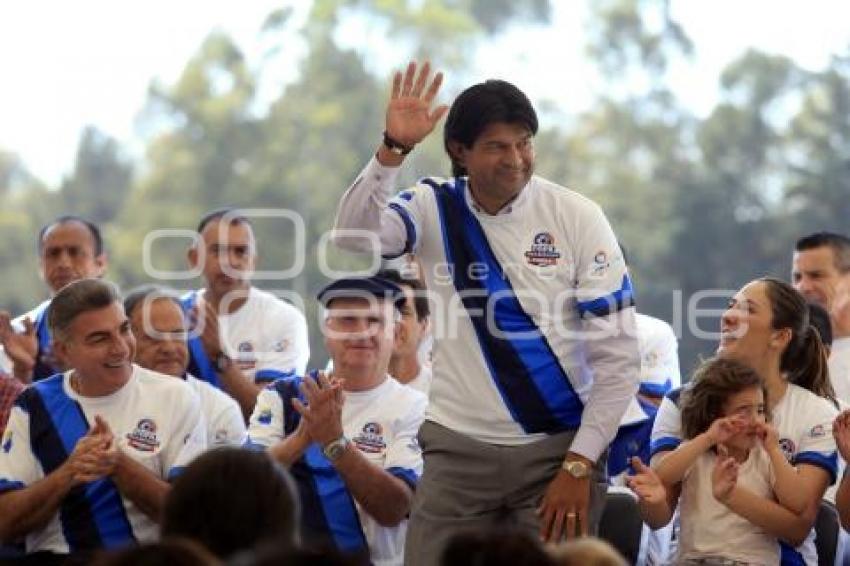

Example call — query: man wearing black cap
[246,275,427,566]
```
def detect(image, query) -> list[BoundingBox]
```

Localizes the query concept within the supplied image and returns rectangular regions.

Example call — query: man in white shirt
[378,269,432,395]
[0,279,206,559]
[792,232,850,403]
[332,62,639,565]
[184,208,309,418]
[0,215,107,383]
[124,285,246,448]
[247,275,426,566]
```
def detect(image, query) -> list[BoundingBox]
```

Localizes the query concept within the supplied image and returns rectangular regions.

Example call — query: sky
[1,1,848,186]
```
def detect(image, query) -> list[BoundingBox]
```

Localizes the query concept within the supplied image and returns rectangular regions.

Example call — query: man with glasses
[247,275,426,566]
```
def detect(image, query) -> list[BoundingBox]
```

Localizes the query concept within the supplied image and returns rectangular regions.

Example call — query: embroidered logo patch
[809,424,827,439]
[236,341,257,370]
[524,232,561,267]
[591,250,611,276]
[126,418,161,452]
[258,408,273,425]
[353,422,387,454]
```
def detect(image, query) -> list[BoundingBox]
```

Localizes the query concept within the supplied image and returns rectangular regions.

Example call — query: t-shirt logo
[1,430,12,453]
[524,232,561,267]
[236,341,257,370]
[126,418,161,452]
[353,422,387,454]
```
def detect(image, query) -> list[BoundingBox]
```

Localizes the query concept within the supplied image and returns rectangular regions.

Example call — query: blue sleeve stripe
[649,436,681,459]
[638,379,673,397]
[167,466,186,482]
[254,369,296,385]
[387,466,419,491]
[0,479,24,492]
[576,274,636,318]
[385,202,417,259]
[793,451,838,485]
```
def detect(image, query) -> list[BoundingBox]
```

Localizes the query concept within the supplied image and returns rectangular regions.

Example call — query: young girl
[629,357,809,565]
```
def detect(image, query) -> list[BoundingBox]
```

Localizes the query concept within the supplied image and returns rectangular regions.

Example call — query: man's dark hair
[376,269,430,321]
[48,278,121,339]
[162,447,300,560]
[795,232,850,273]
[196,207,253,234]
[443,80,538,178]
[123,285,182,319]
[38,215,104,256]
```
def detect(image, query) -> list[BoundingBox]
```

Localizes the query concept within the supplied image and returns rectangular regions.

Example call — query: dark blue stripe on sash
[779,542,806,565]
[385,202,416,259]
[32,302,58,382]
[26,378,135,550]
[180,293,221,389]
[300,445,368,551]
[427,177,582,434]
[575,274,635,319]
[273,373,368,552]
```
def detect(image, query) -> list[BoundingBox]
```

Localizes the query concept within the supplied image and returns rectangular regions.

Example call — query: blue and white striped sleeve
[332,156,422,259]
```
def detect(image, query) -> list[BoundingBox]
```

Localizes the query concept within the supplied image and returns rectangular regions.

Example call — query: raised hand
[385,61,449,148]
[752,421,780,450]
[705,415,748,446]
[0,312,37,380]
[834,410,850,462]
[292,372,345,447]
[627,457,667,505]
[711,445,739,503]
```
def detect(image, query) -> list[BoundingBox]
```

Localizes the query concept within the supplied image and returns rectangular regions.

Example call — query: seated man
[377,269,431,394]
[124,285,246,447]
[0,215,108,383]
[184,207,310,418]
[0,279,206,559]
[247,275,426,566]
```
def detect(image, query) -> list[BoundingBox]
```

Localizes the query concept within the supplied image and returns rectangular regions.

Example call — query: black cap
[316,276,406,311]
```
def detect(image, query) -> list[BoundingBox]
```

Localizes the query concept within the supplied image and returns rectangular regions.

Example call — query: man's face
[453,122,534,202]
[39,221,107,294]
[392,285,427,361]
[323,297,397,375]
[189,219,256,301]
[55,302,136,394]
[792,246,843,310]
[129,298,189,378]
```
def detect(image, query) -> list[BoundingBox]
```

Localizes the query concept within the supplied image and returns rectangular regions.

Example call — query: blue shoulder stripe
[430,178,582,434]
[180,292,221,389]
[32,302,59,381]
[638,379,673,397]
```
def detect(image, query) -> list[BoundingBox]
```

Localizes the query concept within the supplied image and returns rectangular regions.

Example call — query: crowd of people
[0,60,849,566]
